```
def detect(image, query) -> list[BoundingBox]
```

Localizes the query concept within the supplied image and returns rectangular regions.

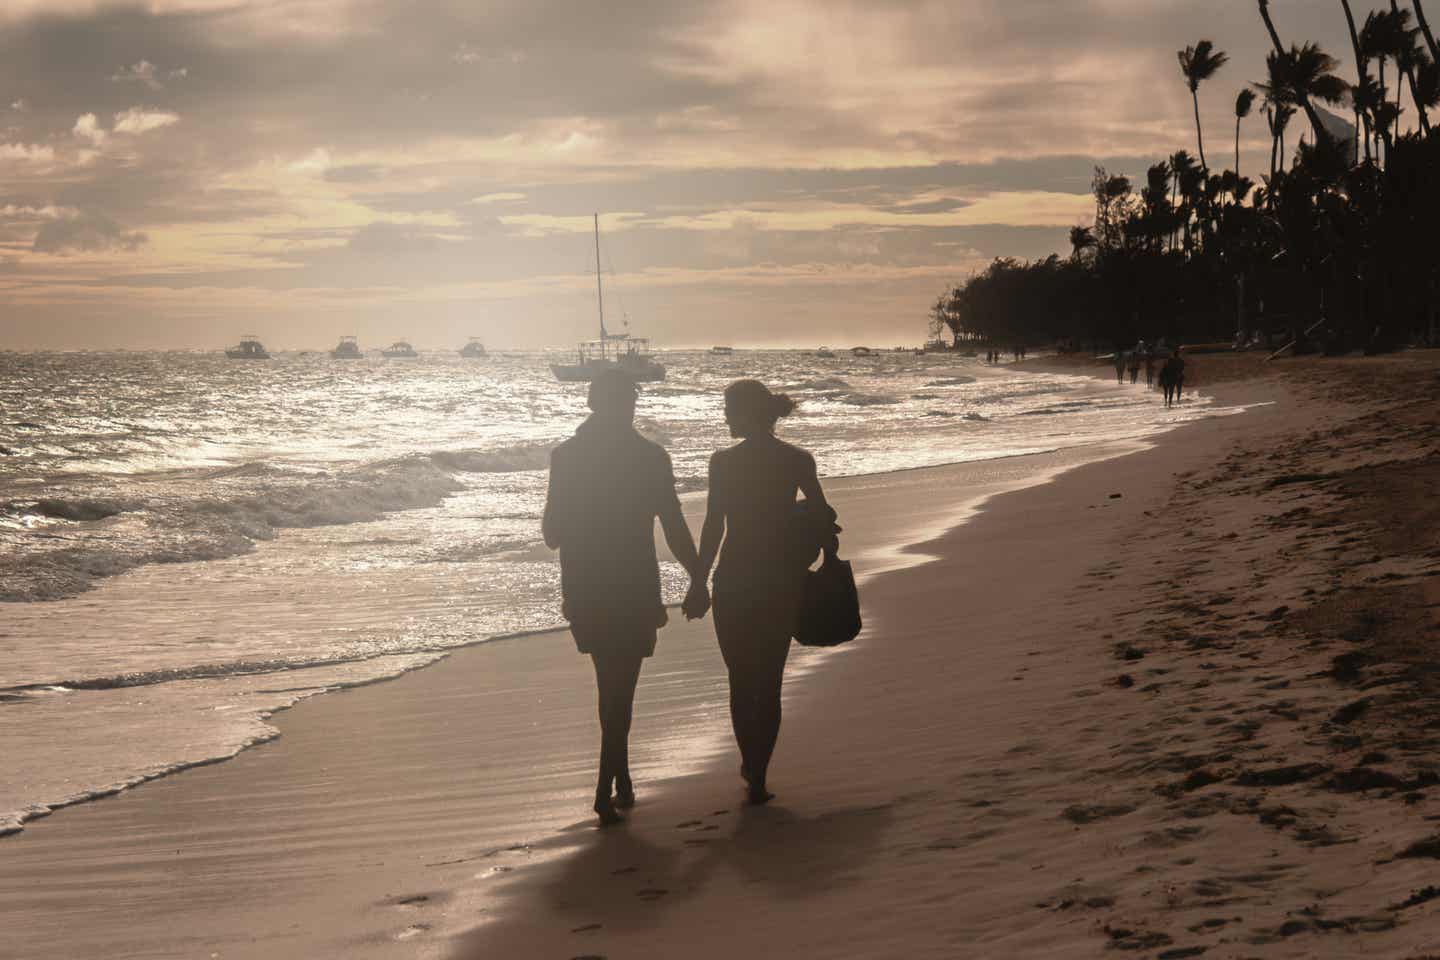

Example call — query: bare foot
[594,799,624,826]
[614,776,635,809]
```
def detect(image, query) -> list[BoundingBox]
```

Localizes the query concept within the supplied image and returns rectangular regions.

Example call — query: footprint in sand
[395,923,431,941]
[675,820,703,828]
[636,888,668,901]
[610,865,638,875]
[385,893,434,908]
[570,923,603,933]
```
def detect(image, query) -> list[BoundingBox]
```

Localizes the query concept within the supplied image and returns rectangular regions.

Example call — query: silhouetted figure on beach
[1158,359,1177,407]
[691,380,829,805]
[1144,352,1156,387]
[543,370,703,825]
[1114,351,1127,384]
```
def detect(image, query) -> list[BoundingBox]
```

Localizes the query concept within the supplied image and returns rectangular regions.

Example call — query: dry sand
[5,351,1439,959]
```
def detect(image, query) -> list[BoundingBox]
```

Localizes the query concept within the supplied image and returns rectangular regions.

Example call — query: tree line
[932,0,1440,355]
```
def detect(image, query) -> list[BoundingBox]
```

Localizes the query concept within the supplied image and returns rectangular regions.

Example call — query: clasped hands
[682,577,711,621]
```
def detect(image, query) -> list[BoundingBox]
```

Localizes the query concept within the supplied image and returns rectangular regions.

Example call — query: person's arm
[696,454,726,582]
[656,452,700,577]
[541,450,564,550]
[798,450,829,512]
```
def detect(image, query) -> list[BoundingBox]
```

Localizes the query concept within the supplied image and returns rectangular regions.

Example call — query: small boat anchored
[815,346,836,358]
[710,346,734,355]
[850,346,873,357]
[331,336,363,359]
[225,335,269,359]
[551,214,666,384]
[459,338,487,358]
[382,341,419,359]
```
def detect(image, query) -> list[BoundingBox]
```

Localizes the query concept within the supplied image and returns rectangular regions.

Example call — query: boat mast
[593,213,607,352]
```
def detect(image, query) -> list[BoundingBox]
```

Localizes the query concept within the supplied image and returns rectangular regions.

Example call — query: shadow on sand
[452,797,894,955]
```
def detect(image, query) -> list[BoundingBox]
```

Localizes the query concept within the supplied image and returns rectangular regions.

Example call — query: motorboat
[850,346,873,357]
[815,346,836,358]
[225,336,269,359]
[382,341,419,359]
[459,338,487,358]
[331,336,363,359]
[711,346,734,355]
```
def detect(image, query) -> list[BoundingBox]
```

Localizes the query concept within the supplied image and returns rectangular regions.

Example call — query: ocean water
[0,348,1224,836]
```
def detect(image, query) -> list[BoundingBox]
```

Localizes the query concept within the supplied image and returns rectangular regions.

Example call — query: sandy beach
[5,352,1439,959]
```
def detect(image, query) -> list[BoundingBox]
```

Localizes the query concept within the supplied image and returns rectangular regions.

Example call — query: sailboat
[550,214,665,383]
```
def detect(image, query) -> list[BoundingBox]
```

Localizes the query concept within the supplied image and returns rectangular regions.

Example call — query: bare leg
[721,631,789,804]
[591,652,644,824]
[745,640,790,802]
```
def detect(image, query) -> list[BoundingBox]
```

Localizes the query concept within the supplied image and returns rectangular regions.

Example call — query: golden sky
[0,0,1356,348]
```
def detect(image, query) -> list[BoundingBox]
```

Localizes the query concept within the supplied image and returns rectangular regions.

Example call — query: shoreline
[0,364,1213,844]
[0,393,1213,958]
[12,352,1433,957]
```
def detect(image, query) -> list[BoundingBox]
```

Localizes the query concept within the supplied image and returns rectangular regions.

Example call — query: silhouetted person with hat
[543,369,703,825]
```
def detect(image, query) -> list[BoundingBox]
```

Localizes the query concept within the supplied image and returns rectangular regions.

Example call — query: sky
[0,0,1358,350]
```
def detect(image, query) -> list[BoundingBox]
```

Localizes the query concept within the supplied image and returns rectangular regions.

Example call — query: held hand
[682,580,711,621]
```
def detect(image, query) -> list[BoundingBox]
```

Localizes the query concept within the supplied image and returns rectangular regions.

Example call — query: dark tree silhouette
[1179,40,1230,168]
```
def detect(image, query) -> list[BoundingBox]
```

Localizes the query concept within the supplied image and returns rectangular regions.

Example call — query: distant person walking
[691,380,831,805]
[1114,351,1127,384]
[1158,358,1177,407]
[543,370,704,826]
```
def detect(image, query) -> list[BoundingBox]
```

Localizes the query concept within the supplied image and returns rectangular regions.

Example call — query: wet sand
[7,352,1437,958]
[0,429,1142,958]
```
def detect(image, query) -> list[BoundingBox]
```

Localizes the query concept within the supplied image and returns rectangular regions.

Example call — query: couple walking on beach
[543,370,834,825]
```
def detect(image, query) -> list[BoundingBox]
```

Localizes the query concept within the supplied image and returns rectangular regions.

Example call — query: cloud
[288,147,332,175]
[113,107,180,135]
[1,203,79,220]
[73,112,107,145]
[32,212,148,254]
[112,60,161,89]
[112,60,189,89]
[465,192,526,205]
[0,143,56,164]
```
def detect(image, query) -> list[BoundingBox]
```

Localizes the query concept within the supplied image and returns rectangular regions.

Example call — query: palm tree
[1416,0,1440,61]
[1178,41,1230,168]
[1363,11,1402,152]
[1342,0,1374,162]
[1068,226,1097,261]
[1352,74,1387,161]
[1234,88,1256,174]
[1253,55,1301,178]
[1418,57,1440,118]
[1258,0,1285,54]
[1273,43,1350,145]
[1273,103,1297,175]
[1389,2,1432,133]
